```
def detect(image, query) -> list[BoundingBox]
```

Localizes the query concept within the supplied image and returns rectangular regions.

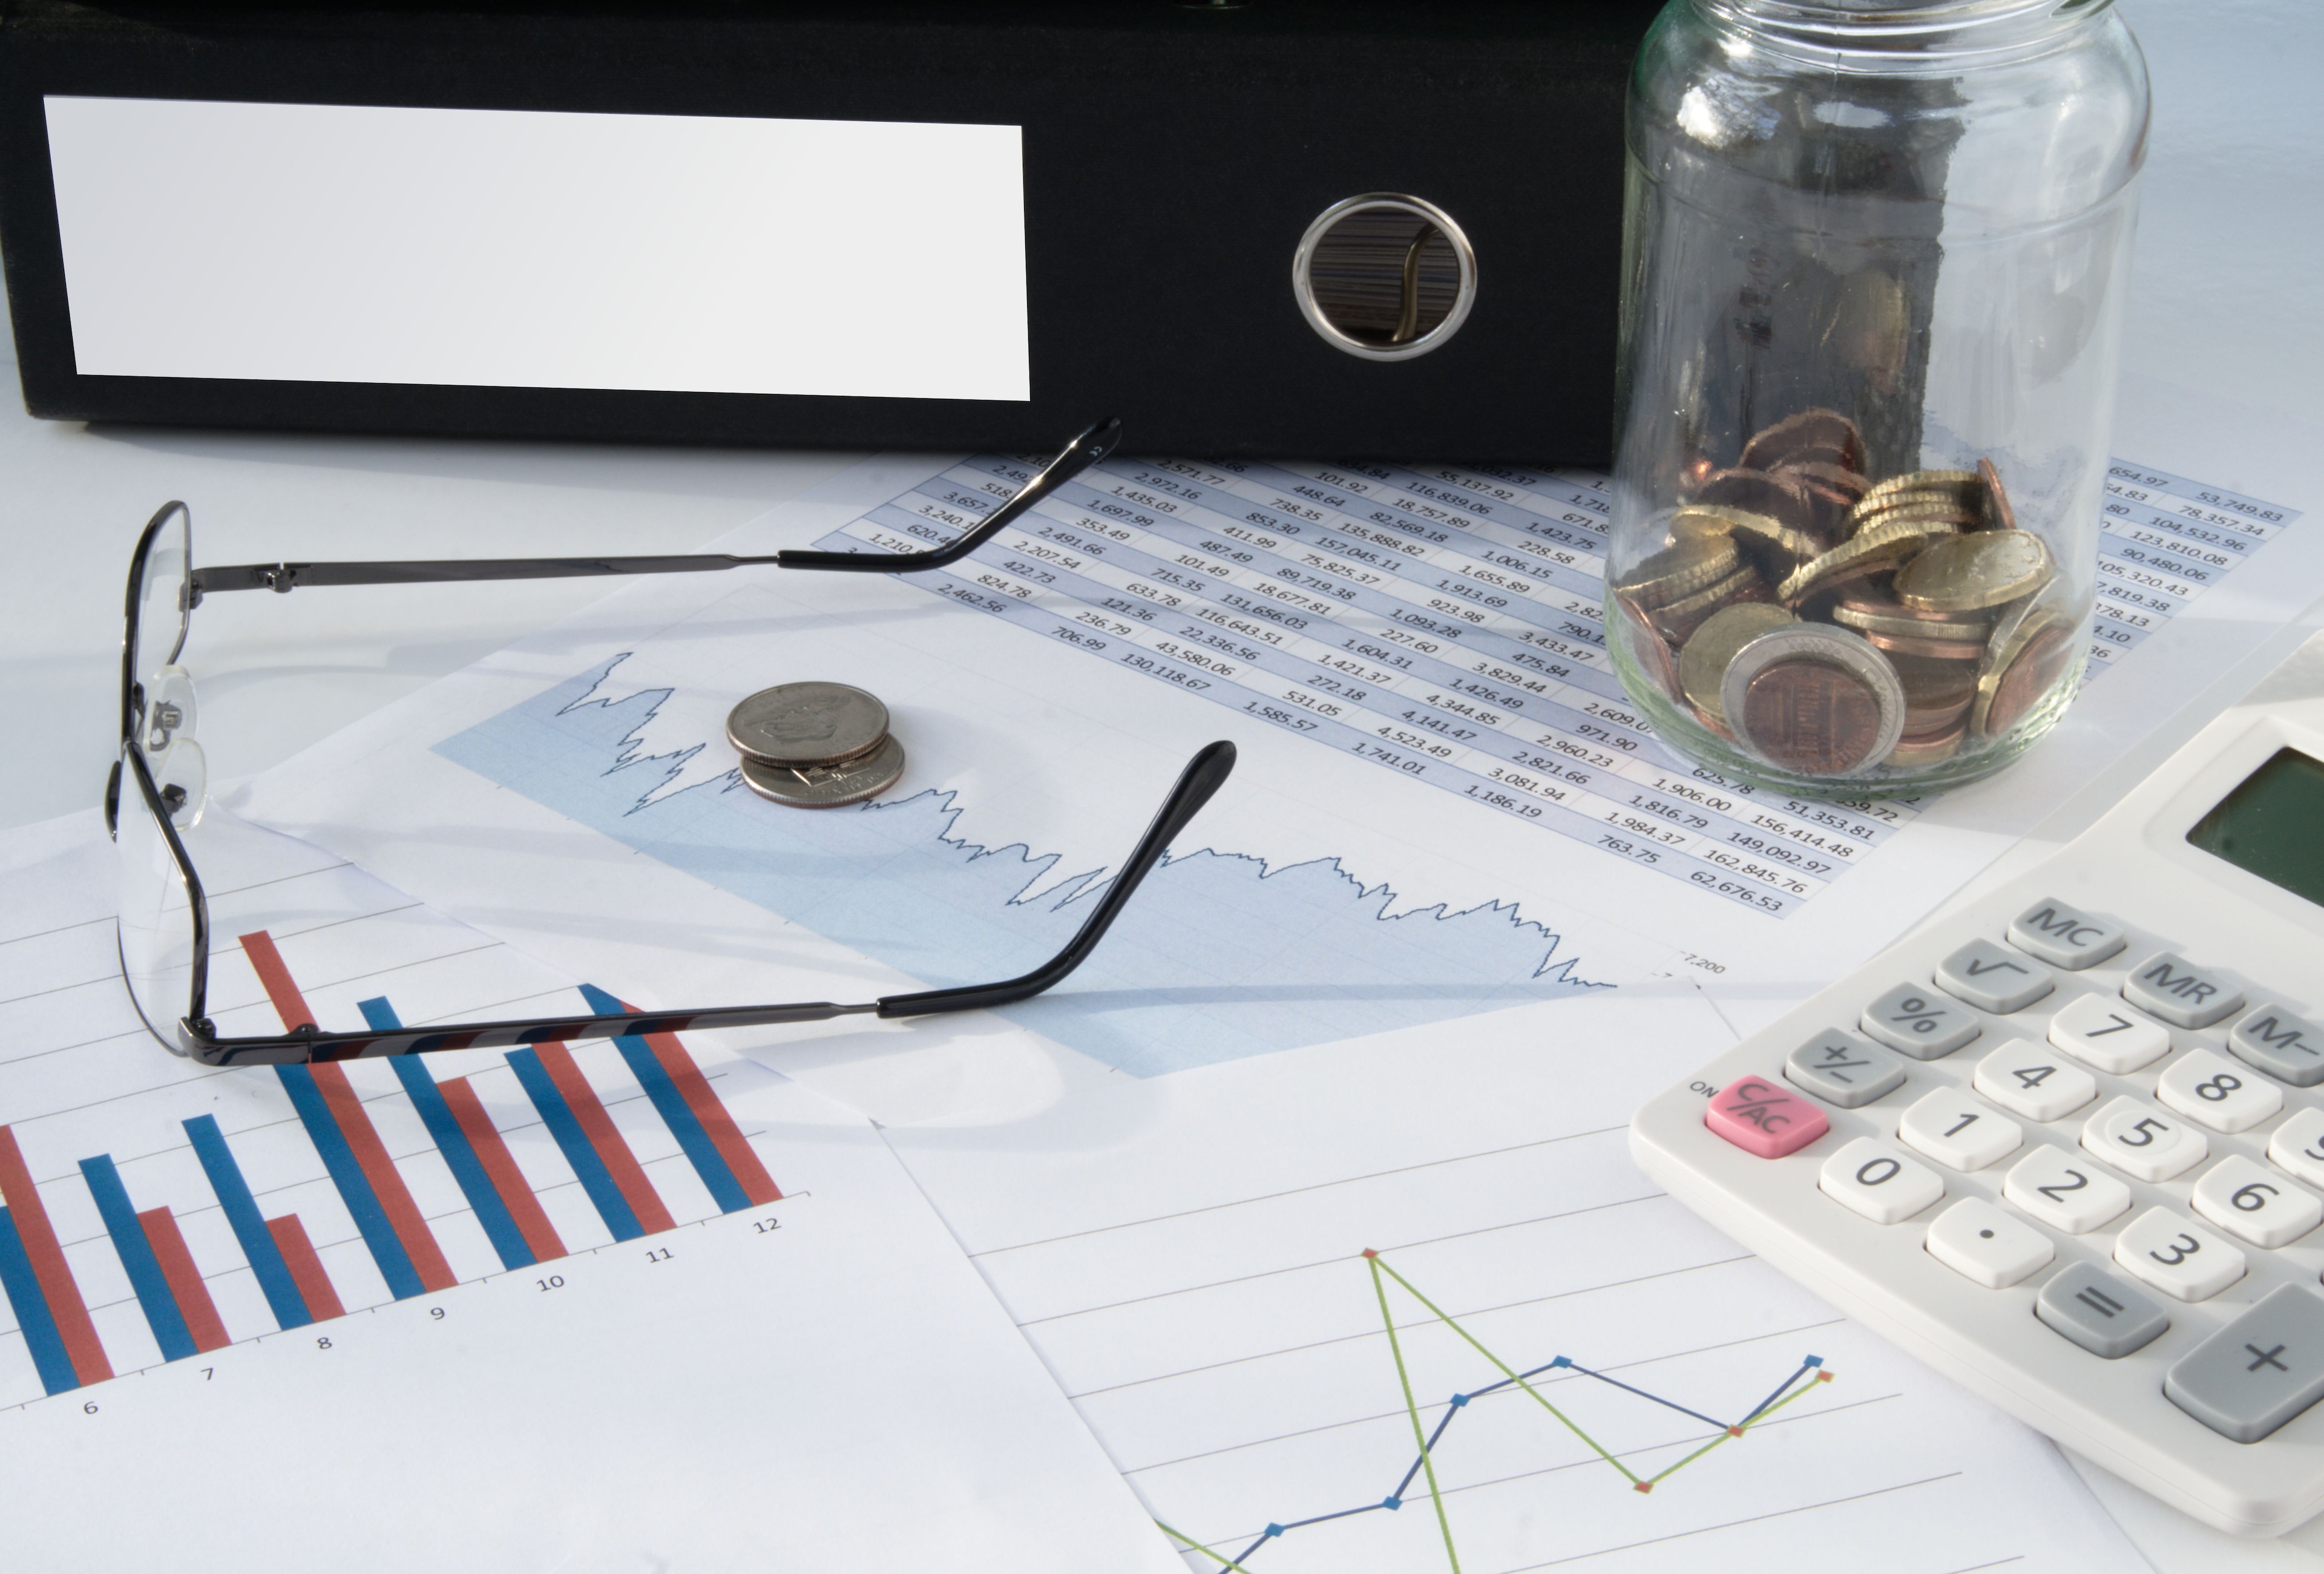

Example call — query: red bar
[137,1207,230,1354]
[238,930,317,1030]
[266,1216,345,1320]
[438,1077,566,1264]
[0,1127,113,1385]
[533,1042,676,1234]
[239,929,459,1296]
[642,1029,782,1206]
[308,1064,458,1293]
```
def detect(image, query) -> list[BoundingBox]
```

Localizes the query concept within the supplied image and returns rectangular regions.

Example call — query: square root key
[1935,939,2055,1014]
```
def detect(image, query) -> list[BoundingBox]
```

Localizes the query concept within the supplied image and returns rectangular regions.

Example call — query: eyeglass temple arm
[876,737,1236,1018]
[183,418,1122,599]
[177,738,1234,1066]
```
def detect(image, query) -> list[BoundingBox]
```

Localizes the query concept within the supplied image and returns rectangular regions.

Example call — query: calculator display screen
[2186,747,2324,909]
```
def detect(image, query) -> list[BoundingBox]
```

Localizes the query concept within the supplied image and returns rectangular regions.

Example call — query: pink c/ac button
[1705,1075,1831,1159]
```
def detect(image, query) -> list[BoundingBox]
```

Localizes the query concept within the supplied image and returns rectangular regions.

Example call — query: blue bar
[0,1208,80,1394]
[505,1047,645,1242]
[361,997,537,1271]
[77,1155,195,1362]
[579,984,751,1215]
[183,1115,312,1331]
[272,1065,425,1300]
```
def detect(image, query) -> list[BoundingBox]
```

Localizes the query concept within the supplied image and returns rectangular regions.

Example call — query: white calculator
[1631,631,2324,1536]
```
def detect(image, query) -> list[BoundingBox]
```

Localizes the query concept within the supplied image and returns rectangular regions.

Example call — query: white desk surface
[2,2,2318,1566]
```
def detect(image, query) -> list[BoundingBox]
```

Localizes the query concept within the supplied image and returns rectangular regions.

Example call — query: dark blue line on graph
[77,1155,195,1362]
[182,1114,312,1331]
[505,1046,646,1242]
[578,983,752,1215]
[1196,1353,1824,1571]
[0,1207,77,1395]
[273,1065,426,1299]
[359,997,539,1271]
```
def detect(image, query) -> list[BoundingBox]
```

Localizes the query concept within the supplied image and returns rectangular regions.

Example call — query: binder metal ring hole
[1293,195,1477,362]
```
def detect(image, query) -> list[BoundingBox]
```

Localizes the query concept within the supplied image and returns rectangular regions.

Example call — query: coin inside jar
[1721,623,1905,776]
[1678,602,1797,727]
[726,681,890,767]
[738,733,907,808]
[1892,530,2054,612]
[1974,600,2080,738]
[1611,591,1684,704]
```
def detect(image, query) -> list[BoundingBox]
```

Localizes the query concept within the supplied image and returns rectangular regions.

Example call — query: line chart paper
[0,810,1180,1574]
[882,993,2150,1574]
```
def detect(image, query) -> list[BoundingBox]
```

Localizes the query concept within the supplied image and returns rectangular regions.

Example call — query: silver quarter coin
[726,682,890,767]
[738,734,907,809]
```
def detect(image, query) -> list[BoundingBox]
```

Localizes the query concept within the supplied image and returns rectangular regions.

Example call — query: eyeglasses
[108,419,1236,1066]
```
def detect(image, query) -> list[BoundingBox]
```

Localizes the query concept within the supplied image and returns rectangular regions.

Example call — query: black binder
[0,2,1658,461]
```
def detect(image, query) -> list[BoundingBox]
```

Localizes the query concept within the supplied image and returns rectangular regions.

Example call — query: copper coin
[1888,723,1968,767]
[1610,591,1683,705]
[1833,590,1992,642]
[1977,622,2079,737]
[1740,408,1864,475]
[1738,660,1889,776]
[1783,461,1870,502]
[1884,650,1979,708]
[1979,457,2018,530]
[1690,468,1814,534]
[1863,630,1989,661]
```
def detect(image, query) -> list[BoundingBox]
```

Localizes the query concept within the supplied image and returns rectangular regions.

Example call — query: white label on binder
[44,96,1031,402]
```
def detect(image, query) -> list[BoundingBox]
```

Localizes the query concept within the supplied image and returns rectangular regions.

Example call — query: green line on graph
[1370,1251,1464,1574]
[1157,1518,1259,1572]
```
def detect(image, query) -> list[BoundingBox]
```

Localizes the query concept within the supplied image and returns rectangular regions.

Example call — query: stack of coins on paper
[726,681,907,808]
[1613,409,2073,779]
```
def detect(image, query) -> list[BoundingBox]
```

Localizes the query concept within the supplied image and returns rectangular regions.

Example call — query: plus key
[1706,1075,1831,1159]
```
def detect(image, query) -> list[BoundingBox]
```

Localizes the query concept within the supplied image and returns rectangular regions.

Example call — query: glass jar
[1607,0,2148,796]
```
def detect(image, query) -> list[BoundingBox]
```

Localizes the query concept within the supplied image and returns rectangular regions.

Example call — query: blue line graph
[434,657,1609,1076]
[1162,1251,1834,1573]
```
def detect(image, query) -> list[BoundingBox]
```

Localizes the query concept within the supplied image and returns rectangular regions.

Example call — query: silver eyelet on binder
[1292,193,1477,362]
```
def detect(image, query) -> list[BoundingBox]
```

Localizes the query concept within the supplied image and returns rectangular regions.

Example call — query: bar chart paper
[0,809,1180,1574]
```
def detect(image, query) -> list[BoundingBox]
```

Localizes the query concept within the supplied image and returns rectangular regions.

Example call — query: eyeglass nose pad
[142,665,199,757]
[150,737,207,830]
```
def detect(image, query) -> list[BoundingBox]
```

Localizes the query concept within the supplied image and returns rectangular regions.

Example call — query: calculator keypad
[1900,1087,2023,1172]
[1695,891,2324,1458]
[2116,1207,2247,1302]
[2123,951,2247,1029]
[1859,983,1982,1059]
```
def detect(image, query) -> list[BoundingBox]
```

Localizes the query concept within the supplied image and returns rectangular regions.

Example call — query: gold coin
[1614,536,1741,611]
[1678,602,1798,726]
[1831,592,1992,644]
[1885,651,1980,710]
[1856,469,1981,510]
[1893,531,2055,612]
[1675,505,1823,572]
[1646,564,1767,643]
[1972,596,2080,737]
[1777,514,1960,605]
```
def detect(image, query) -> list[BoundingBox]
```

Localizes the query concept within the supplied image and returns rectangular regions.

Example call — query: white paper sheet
[884,991,2147,1572]
[0,810,1178,1573]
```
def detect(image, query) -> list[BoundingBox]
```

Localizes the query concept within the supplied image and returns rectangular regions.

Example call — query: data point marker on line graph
[0,931,789,1401]
[1158,1249,1837,1572]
